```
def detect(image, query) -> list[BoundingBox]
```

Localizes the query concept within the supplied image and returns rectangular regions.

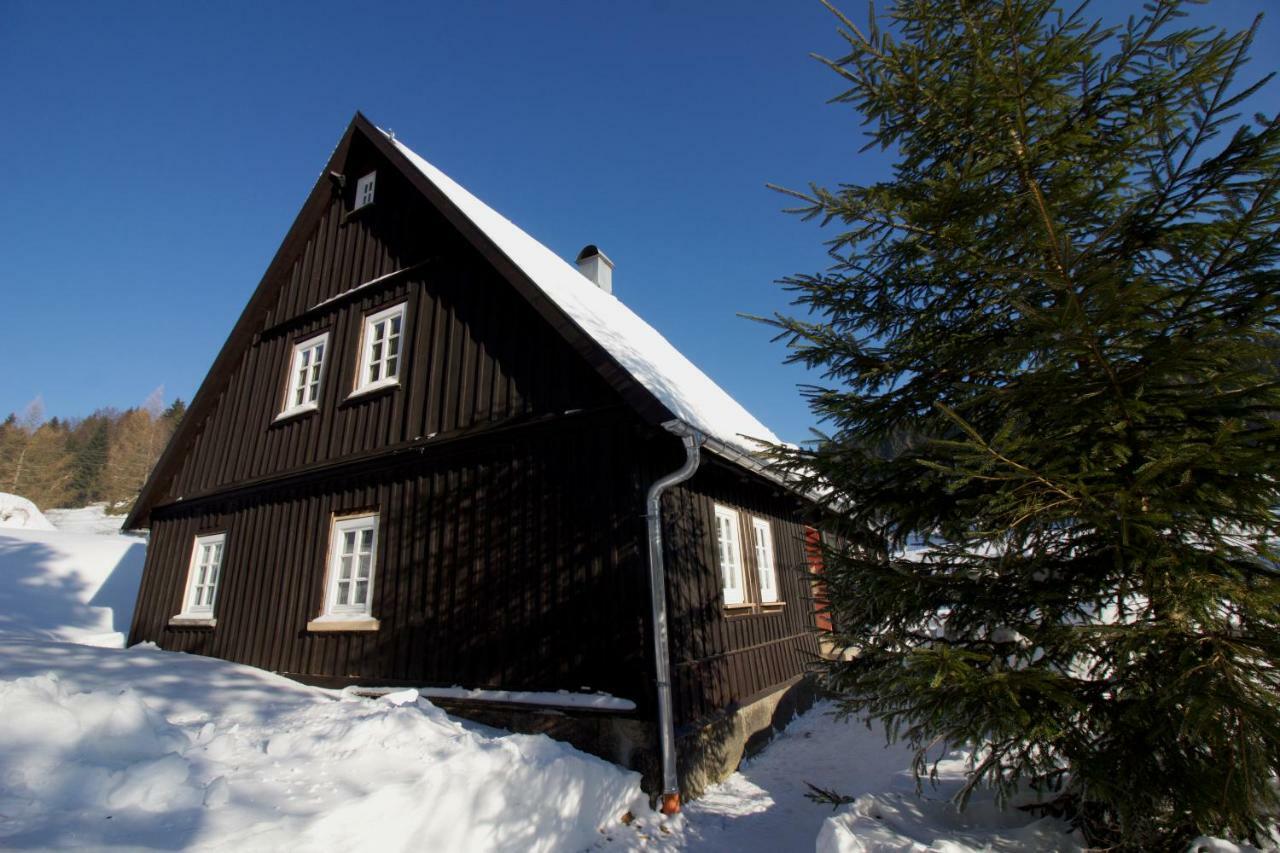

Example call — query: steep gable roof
[126,114,780,529]
[386,134,781,453]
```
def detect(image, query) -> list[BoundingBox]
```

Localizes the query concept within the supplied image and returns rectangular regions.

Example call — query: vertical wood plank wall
[158,132,612,505]
[661,462,821,728]
[132,413,654,708]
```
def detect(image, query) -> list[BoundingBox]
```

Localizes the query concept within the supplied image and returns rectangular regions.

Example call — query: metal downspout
[646,420,704,815]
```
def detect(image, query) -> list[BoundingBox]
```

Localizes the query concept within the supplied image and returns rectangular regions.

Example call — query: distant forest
[0,389,185,512]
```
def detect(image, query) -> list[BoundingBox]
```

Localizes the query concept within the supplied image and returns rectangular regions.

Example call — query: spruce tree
[771,0,1280,847]
[66,414,111,504]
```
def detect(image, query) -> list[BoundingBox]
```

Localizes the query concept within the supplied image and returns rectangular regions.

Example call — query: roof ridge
[385,131,781,454]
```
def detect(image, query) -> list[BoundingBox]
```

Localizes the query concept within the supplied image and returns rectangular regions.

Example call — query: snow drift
[0,492,55,530]
[0,639,644,852]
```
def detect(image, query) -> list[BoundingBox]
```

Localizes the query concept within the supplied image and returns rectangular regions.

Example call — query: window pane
[328,518,375,614]
[185,536,224,615]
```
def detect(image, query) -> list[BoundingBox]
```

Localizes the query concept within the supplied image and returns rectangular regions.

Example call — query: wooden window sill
[169,616,217,628]
[342,381,399,405]
[273,404,319,425]
[307,616,380,633]
[723,601,788,617]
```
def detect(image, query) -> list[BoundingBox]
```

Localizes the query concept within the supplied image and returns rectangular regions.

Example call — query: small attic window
[354,171,376,210]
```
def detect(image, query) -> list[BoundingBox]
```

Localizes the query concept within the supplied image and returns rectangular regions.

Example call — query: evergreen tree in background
[65,413,113,505]
[771,0,1279,847]
[161,399,187,424]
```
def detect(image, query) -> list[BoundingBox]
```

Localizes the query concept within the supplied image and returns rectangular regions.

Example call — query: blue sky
[1,1,1275,444]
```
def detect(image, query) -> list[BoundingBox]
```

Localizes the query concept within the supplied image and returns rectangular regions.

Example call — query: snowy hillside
[45,502,136,537]
[0,523,145,648]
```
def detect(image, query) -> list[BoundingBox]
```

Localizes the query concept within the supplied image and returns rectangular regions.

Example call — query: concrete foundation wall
[673,674,819,799]
[428,674,819,803]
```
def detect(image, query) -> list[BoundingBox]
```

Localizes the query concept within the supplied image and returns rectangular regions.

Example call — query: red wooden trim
[805,526,832,633]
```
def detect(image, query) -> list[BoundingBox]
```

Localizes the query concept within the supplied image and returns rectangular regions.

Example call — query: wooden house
[125,114,822,808]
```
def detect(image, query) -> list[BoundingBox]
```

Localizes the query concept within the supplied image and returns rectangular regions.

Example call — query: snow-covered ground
[0,519,145,648]
[599,707,1080,852]
[0,638,644,852]
[45,502,138,537]
[0,631,1079,853]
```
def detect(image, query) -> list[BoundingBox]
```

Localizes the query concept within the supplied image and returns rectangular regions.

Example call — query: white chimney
[575,245,614,294]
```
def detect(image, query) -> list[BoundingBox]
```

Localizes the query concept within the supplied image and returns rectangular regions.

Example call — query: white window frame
[321,513,379,619]
[352,303,406,395]
[279,332,329,418]
[751,517,779,603]
[714,504,746,605]
[354,171,376,209]
[177,532,225,621]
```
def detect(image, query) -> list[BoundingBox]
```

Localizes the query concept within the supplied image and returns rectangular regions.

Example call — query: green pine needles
[770,0,1280,847]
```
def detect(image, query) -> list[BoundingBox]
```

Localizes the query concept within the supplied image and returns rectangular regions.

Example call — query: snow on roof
[389,134,781,454]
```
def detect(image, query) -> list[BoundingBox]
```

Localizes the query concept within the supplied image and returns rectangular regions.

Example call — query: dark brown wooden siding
[658,459,821,728]
[130,121,820,729]
[157,133,616,504]
[131,410,654,708]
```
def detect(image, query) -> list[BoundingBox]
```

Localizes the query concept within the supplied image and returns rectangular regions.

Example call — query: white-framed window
[713,504,746,605]
[323,513,379,617]
[280,332,329,417]
[751,517,779,603]
[353,303,405,394]
[179,533,225,618]
[354,171,376,209]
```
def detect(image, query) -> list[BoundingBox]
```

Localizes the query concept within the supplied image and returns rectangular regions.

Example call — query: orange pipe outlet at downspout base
[661,792,681,815]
